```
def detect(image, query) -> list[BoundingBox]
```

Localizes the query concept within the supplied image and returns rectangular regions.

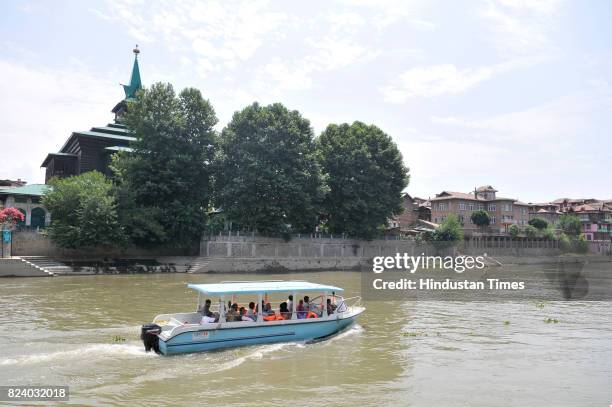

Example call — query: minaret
[112,46,143,123]
[122,45,142,99]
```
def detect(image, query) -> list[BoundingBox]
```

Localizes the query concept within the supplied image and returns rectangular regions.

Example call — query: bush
[559,233,572,252]
[542,227,556,240]
[573,235,589,254]
[525,225,538,238]
[432,215,463,249]
[508,224,519,238]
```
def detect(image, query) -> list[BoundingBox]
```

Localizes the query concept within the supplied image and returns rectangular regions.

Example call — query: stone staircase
[0,257,55,277]
[19,256,73,275]
[187,257,211,273]
[14,256,211,275]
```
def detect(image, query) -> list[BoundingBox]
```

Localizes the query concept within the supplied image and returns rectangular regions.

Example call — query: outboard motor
[141,324,162,354]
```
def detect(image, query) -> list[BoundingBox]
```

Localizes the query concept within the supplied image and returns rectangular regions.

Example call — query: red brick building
[430,185,530,235]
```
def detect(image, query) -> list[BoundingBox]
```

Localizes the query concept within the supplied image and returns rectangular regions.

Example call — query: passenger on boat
[296,299,306,319]
[303,296,311,311]
[326,298,337,315]
[279,302,290,320]
[198,299,213,317]
[287,295,293,318]
[226,303,241,322]
[240,306,254,322]
[264,303,275,316]
[247,302,257,321]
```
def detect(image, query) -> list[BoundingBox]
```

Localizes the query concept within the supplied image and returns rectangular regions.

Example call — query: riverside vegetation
[42,82,409,249]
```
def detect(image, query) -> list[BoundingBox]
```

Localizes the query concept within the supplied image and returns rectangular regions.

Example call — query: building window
[14,196,28,204]
[491,216,497,224]
[458,215,464,224]
[439,203,446,211]
[488,203,496,211]
[521,207,526,215]
[503,203,512,212]
[459,202,466,211]
[477,203,484,210]
[467,202,474,211]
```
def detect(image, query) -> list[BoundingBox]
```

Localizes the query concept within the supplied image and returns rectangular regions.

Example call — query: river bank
[1,253,610,277]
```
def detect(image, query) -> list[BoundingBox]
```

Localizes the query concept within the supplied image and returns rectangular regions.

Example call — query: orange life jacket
[307,311,317,319]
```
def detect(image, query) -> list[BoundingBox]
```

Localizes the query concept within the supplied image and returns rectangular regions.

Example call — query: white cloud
[380,57,543,102]
[479,0,563,55]
[100,0,288,74]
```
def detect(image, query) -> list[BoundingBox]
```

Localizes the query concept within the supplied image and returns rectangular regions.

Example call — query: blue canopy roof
[187,281,343,295]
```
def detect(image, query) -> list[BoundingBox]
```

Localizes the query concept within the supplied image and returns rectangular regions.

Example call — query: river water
[0,271,610,406]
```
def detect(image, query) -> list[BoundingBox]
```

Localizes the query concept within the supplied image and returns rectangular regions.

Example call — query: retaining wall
[11,231,197,259]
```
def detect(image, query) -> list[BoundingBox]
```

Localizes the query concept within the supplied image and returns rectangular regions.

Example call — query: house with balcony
[429,185,530,235]
[566,202,612,242]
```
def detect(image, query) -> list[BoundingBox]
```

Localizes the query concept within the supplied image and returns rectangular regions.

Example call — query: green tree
[113,83,218,246]
[542,227,556,240]
[528,217,549,230]
[470,209,490,233]
[42,172,125,249]
[432,215,464,249]
[214,102,325,235]
[557,214,582,237]
[525,224,538,238]
[508,224,519,238]
[316,121,409,239]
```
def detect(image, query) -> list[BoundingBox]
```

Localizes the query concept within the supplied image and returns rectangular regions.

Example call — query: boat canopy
[187,280,344,295]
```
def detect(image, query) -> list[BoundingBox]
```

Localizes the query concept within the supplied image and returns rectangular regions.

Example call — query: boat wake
[0,343,153,366]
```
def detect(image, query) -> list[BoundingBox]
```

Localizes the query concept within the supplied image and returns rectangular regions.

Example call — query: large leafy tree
[113,83,218,246]
[215,102,325,235]
[43,172,125,248]
[316,121,409,239]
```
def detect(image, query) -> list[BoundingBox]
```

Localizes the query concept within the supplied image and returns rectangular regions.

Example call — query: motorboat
[141,280,364,355]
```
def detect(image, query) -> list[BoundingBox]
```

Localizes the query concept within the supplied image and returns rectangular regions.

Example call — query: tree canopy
[113,82,218,246]
[43,172,124,249]
[214,102,325,235]
[528,217,549,230]
[557,214,582,236]
[316,121,409,239]
[431,214,464,248]
[470,209,490,231]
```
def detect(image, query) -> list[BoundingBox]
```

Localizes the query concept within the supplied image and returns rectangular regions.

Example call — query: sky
[0,0,611,203]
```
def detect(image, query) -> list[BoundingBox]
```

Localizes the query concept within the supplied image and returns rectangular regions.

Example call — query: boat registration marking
[192,331,210,340]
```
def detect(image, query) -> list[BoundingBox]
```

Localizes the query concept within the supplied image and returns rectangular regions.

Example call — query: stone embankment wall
[199,234,564,273]
[11,231,197,258]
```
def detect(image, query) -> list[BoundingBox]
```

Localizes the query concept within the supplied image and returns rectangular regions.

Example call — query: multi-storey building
[430,185,530,235]
[566,202,612,242]
[388,193,432,233]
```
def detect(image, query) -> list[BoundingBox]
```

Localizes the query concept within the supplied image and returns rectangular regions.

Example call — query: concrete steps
[188,257,211,273]
[15,256,210,275]
[19,256,71,275]
[0,257,55,277]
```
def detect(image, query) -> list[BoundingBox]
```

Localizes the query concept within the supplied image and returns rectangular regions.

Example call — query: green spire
[122,45,142,99]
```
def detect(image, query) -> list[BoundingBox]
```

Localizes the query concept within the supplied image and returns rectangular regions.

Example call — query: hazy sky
[1,0,611,202]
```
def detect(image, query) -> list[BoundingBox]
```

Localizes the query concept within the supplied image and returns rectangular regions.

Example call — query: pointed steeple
[122,45,142,99]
